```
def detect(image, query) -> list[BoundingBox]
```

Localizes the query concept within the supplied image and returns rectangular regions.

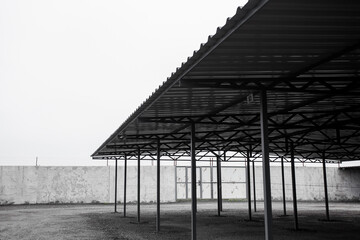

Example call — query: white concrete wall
[252,165,360,201]
[0,165,359,205]
[175,165,360,201]
[176,166,246,199]
[0,166,176,205]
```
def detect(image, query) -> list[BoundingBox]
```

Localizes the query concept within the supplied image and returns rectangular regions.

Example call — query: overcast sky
[0,0,248,166]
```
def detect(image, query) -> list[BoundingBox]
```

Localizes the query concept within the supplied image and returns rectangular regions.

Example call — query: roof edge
[92,0,269,158]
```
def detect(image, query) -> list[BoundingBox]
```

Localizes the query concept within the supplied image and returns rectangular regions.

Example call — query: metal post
[185,168,189,199]
[220,153,223,211]
[322,152,330,221]
[124,154,127,217]
[137,148,141,223]
[175,166,178,201]
[191,123,197,240]
[199,167,203,199]
[156,139,161,232]
[216,155,221,216]
[210,158,214,200]
[260,90,273,240]
[114,158,118,213]
[281,156,287,216]
[252,159,257,212]
[246,150,252,220]
[290,143,299,230]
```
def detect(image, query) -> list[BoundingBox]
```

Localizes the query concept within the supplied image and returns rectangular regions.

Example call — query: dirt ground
[1,201,359,240]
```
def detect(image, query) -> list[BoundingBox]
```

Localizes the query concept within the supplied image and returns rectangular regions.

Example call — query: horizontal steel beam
[180,77,360,95]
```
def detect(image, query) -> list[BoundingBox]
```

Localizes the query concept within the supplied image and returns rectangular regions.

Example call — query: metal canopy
[92,0,360,162]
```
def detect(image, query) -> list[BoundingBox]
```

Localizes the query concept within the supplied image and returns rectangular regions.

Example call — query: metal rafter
[93,0,360,166]
[180,76,360,95]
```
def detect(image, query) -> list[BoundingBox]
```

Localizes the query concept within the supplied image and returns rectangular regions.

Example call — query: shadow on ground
[1,201,359,239]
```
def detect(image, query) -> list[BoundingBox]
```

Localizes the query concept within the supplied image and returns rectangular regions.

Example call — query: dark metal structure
[246,150,252,220]
[252,159,257,212]
[92,0,360,239]
[280,156,287,216]
[123,155,127,217]
[114,158,118,213]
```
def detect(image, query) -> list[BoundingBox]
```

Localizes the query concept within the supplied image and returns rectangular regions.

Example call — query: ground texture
[1,201,359,240]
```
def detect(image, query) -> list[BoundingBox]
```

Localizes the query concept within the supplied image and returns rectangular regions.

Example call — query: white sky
[0,0,248,166]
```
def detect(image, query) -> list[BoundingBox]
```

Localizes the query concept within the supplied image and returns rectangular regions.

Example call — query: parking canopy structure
[92,0,360,239]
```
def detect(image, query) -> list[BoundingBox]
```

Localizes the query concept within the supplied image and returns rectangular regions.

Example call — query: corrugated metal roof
[92,0,360,162]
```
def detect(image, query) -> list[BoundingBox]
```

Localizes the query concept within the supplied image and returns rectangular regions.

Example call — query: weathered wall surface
[0,166,176,205]
[0,165,359,205]
[175,166,360,201]
[254,166,360,201]
[176,166,247,199]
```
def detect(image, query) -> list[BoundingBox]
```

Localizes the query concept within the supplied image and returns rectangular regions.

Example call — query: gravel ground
[1,201,359,240]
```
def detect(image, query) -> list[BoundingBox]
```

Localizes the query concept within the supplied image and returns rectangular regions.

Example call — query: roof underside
[93,0,360,162]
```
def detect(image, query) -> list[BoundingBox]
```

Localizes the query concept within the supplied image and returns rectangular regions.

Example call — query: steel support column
[210,159,214,200]
[156,139,161,232]
[199,168,203,200]
[260,90,273,240]
[290,144,299,230]
[191,123,197,240]
[216,155,221,217]
[175,166,177,201]
[220,153,223,211]
[114,158,118,213]
[252,160,257,212]
[137,148,141,223]
[186,169,189,199]
[322,152,330,221]
[246,150,252,220]
[281,156,287,216]
[124,154,127,217]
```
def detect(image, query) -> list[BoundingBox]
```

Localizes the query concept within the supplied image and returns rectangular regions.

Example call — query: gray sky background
[0,0,248,166]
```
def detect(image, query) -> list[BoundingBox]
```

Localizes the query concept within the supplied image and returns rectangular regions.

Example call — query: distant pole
[36,157,38,167]
[252,159,257,212]
[114,158,118,213]
[186,168,189,199]
[216,155,221,216]
[290,143,299,230]
[281,156,287,216]
[156,139,161,232]
[137,148,141,223]
[210,158,214,200]
[322,152,330,221]
[220,152,223,211]
[246,150,252,221]
[124,154,127,217]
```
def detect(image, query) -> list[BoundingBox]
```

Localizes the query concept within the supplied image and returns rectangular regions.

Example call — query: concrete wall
[263,166,360,201]
[0,166,176,205]
[176,166,246,199]
[0,165,359,205]
[176,166,360,201]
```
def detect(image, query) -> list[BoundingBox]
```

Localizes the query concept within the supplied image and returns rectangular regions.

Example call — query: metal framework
[92,0,360,239]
